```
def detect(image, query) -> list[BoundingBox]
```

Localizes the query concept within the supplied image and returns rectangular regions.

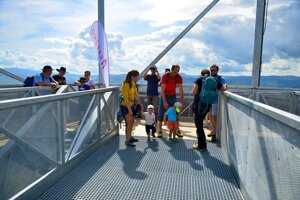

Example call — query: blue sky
[0,0,299,77]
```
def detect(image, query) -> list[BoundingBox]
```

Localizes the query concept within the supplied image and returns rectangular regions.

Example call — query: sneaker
[211,135,216,142]
[192,144,207,152]
[207,133,216,137]
[152,133,156,138]
[125,141,136,147]
[129,137,139,143]
[176,129,183,138]
[157,131,163,138]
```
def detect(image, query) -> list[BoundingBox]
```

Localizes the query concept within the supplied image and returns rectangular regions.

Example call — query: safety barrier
[0,87,119,200]
[218,91,300,200]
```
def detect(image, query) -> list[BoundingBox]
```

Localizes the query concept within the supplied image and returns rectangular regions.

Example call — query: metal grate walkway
[38,135,244,200]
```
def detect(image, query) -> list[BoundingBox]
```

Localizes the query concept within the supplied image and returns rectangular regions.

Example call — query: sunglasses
[210,69,218,72]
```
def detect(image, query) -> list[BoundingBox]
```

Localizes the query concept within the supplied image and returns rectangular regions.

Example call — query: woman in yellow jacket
[121,70,144,147]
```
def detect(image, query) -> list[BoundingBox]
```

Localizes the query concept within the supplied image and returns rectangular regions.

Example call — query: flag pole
[98,0,105,87]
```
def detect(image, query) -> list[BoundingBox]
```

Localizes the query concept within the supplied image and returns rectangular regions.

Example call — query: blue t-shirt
[145,74,160,96]
[33,73,55,86]
[78,84,91,91]
[212,75,226,103]
[165,107,177,122]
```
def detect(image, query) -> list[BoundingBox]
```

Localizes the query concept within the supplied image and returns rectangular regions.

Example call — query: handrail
[0,86,118,110]
[224,91,300,131]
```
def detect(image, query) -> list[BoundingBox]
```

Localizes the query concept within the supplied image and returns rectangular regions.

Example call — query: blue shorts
[158,95,177,121]
[210,102,218,116]
[120,104,141,116]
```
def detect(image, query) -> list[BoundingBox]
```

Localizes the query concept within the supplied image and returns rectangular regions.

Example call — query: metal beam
[0,68,25,82]
[138,0,220,80]
[251,0,267,88]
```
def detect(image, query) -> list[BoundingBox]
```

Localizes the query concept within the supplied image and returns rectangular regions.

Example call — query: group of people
[31,65,96,90]
[120,64,227,152]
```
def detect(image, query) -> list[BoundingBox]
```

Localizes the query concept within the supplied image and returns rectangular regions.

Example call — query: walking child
[144,104,157,141]
[164,102,182,143]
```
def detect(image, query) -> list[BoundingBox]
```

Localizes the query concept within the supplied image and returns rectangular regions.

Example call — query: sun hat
[42,65,53,72]
[147,104,154,109]
[78,77,87,82]
[56,66,68,73]
[150,65,157,70]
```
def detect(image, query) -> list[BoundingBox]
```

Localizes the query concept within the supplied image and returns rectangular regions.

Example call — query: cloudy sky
[0,0,299,78]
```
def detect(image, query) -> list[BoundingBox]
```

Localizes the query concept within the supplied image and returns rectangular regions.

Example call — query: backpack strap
[165,73,179,84]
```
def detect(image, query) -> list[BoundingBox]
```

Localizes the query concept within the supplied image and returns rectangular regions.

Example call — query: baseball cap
[174,102,182,113]
[147,104,154,109]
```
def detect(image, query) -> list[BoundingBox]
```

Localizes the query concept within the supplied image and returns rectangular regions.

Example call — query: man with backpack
[157,64,185,138]
[33,65,58,88]
[191,67,226,151]
[208,64,227,142]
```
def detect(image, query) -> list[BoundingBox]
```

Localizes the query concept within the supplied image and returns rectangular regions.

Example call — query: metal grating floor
[38,135,244,200]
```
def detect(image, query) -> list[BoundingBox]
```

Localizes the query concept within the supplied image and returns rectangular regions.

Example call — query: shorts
[120,104,141,116]
[167,121,178,130]
[145,124,156,134]
[210,102,218,116]
[158,95,177,121]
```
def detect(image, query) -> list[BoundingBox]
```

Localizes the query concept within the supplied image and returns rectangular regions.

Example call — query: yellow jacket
[121,81,138,107]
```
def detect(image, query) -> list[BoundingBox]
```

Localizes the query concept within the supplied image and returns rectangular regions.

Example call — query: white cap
[147,104,154,109]
[174,102,182,108]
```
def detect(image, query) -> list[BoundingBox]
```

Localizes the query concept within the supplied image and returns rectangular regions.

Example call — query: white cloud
[0,0,299,79]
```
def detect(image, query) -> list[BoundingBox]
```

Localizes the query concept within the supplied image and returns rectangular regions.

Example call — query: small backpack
[23,76,34,87]
[199,76,218,104]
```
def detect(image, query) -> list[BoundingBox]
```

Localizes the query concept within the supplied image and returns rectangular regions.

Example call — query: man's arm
[178,83,185,109]
[38,81,58,88]
[161,83,168,109]
[156,70,160,80]
[143,69,149,80]
[192,83,199,96]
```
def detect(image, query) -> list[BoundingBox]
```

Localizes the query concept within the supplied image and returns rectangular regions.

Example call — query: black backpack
[23,76,34,87]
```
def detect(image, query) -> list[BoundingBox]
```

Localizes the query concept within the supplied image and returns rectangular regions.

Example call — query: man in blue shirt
[33,65,58,88]
[208,64,227,142]
[143,65,160,122]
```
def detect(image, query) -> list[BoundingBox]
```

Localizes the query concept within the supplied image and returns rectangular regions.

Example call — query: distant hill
[1,68,300,89]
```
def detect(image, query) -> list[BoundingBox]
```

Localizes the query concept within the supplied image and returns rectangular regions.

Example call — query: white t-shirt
[144,112,155,125]
[86,79,95,87]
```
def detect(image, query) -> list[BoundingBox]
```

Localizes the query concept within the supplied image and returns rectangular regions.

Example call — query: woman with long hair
[120,70,144,147]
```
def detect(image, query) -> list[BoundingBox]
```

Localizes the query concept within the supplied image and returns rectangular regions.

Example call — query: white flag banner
[90,20,109,87]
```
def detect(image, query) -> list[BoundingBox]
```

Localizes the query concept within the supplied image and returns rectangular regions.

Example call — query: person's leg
[157,96,165,137]
[193,103,210,151]
[151,125,156,137]
[146,125,151,141]
[147,96,152,107]
[208,102,218,139]
[124,114,135,146]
